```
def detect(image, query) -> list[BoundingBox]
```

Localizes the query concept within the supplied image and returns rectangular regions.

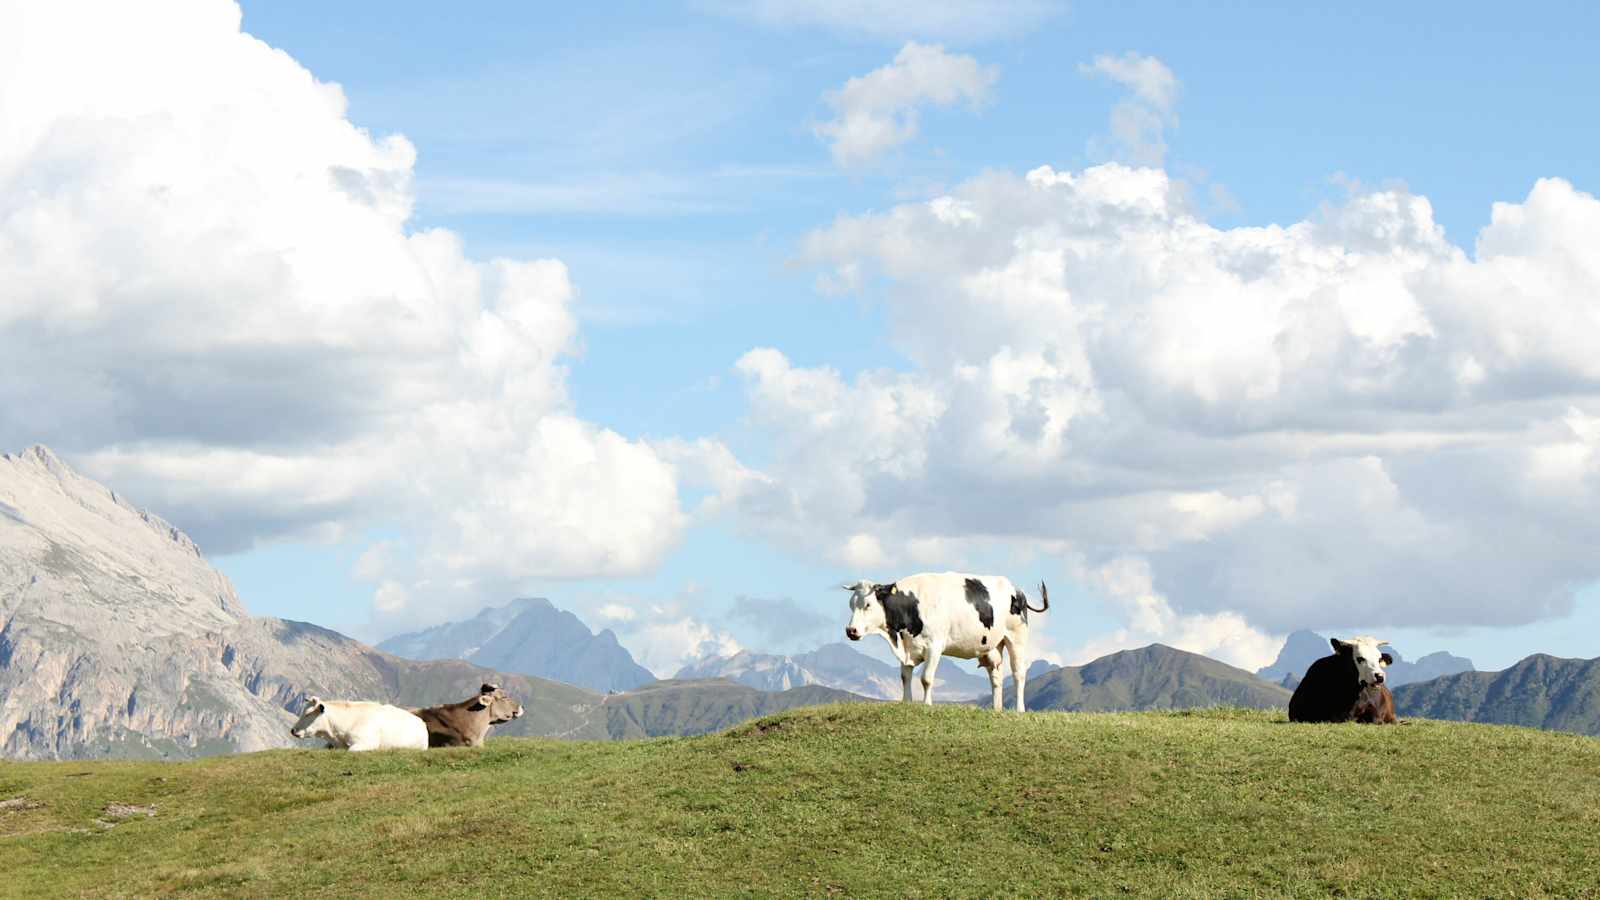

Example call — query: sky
[3,0,1599,674]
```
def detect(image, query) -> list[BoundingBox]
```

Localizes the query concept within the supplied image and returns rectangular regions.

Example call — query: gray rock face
[1256,628,1474,688]
[1392,650,1477,686]
[0,445,603,759]
[676,642,994,701]
[377,598,656,693]
[1255,630,1333,686]
[1,445,271,757]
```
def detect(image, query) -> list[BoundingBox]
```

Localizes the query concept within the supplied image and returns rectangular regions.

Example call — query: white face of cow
[1332,637,1393,688]
[289,696,330,740]
[842,581,886,642]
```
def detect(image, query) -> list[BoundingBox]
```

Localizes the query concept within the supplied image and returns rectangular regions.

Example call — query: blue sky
[6,0,1599,674]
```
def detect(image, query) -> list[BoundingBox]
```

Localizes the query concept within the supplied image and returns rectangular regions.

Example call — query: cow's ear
[314,703,325,715]
[305,695,321,708]
[1380,653,1394,666]
[1330,638,1351,655]
[480,683,499,694]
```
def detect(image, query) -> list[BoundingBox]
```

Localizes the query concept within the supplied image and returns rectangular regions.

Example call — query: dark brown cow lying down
[411,683,525,748]
[1288,636,1398,724]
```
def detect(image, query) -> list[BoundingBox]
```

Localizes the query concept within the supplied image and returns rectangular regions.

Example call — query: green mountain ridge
[1394,653,1600,735]
[1013,643,1293,712]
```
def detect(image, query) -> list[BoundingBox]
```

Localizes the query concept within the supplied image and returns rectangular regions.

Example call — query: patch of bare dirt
[102,802,157,819]
[94,803,157,828]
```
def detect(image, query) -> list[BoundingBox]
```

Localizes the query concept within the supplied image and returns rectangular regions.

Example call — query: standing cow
[411,683,526,748]
[843,572,1048,711]
[289,696,430,750]
[1287,636,1398,724]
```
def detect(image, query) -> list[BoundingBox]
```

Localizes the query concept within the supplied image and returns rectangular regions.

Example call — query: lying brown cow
[411,683,525,748]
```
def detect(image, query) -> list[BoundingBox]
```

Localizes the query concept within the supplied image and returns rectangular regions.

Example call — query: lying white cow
[844,572,1048,711]
[288,696,429,751]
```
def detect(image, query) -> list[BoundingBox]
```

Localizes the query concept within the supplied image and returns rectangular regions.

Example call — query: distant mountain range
[1256,629,1474,688]
[8,443,1600,757]
[378,598,655,694]
[1394,655,1600,736]
[0,445,864,759]
[1015,644,1293,712]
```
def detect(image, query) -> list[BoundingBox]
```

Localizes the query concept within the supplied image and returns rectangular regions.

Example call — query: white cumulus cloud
[698,160,1600,657]
[815,42,998,169]
[0,0,688,631]
[1080,52,1181,166]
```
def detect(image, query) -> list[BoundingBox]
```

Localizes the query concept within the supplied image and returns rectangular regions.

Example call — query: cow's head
[489,696,523,723]
[842,580,886,641]
[289,695,329,739]
[1331,636,1393,688]
[478,683,525,724]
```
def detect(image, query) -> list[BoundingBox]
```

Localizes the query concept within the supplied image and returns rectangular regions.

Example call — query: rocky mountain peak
[376,597,656,694]
[1,445,244,635]
[1256,628,1473,688]
[1,447,640,759]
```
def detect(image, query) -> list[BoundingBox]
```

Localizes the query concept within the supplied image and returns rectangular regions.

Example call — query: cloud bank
[0,0,687,629]
[683,160,1600,668]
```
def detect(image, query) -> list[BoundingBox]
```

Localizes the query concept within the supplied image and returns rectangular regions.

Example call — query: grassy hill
[4,705,1598,898]
[1015,643,1293,711]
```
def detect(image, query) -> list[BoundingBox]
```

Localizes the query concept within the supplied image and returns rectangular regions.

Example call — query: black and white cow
[843,572,1048,711]
[1287,635,1398,724]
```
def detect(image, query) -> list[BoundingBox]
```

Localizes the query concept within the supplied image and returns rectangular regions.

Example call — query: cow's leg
[982,652,1004,710]
[900,664,915,703]
[1009,641,1028,713]
[920,647,945,706]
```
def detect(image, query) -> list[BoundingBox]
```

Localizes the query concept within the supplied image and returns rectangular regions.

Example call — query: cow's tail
[1027,581,1049,613]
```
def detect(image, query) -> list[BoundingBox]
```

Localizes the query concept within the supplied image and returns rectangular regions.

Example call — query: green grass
[2,705,1598,898]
